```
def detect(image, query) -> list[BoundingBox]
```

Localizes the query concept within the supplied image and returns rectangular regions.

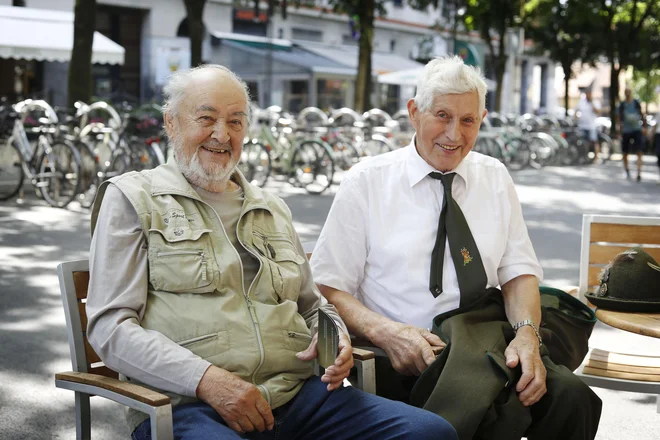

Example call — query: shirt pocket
[253,230,306,302]
[148,226,217,293]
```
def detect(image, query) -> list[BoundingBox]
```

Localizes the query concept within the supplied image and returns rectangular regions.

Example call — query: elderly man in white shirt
[310,56,601,440]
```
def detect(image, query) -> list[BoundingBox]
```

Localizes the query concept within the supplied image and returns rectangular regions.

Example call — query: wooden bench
[571,215,660,413]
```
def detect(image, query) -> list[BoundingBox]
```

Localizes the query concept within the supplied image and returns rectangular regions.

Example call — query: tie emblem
[461,247,473,266]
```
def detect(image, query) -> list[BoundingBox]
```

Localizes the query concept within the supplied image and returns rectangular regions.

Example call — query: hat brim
[584,293,660,313]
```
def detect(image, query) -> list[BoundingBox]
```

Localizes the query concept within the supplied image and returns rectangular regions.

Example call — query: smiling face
[164,69,248,192]
[408,91,486,172]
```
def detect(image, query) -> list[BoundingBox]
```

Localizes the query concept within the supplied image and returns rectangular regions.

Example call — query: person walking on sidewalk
[575,90,601,163]
[651,107,660,183]
[618,87,645,181]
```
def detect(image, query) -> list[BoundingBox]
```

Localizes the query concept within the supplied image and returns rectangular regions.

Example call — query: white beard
[171,134,237,192]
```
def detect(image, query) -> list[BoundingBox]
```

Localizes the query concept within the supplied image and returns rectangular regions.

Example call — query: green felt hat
[585,247,660,312]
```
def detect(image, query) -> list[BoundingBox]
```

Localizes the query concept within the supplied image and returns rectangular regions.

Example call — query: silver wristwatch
[512,319,543,346]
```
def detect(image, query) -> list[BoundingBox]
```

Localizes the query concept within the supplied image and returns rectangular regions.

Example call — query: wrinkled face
[165,70,248,191]
[408,91,486,172]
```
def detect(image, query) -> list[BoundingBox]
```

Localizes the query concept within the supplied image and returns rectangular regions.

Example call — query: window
[393,0,404,7]
[342,35,359,46]
[292,28,323,43]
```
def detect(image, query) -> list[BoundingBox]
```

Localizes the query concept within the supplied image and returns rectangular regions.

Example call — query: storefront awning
[298,42,424,75]
[211,31,292,51]
[378,66,496,90]
[0,6,125,65]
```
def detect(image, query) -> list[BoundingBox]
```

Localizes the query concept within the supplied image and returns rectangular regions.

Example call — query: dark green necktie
[429,172,487,307]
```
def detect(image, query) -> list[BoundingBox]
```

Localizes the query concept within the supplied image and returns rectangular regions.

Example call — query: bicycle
[249,108,335,194]
[0,107,81,207]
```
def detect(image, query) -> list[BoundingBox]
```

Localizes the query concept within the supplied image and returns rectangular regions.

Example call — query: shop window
[292,28,323,43]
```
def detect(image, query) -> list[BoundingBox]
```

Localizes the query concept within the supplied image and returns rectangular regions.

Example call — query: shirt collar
[405,136,470,191]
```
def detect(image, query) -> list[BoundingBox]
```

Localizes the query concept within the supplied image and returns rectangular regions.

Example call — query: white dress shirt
[310,140,543,330]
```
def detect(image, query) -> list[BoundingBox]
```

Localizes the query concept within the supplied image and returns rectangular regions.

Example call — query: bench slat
[590,223,660,245]
[581,348,660,383]
[589,244,660,264]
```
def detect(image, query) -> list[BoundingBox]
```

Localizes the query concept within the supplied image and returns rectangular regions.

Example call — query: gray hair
[162,64,252,118]
[414,56,487,115]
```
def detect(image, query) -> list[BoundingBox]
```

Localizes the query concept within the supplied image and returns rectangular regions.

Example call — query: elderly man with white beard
[85,65,457,440]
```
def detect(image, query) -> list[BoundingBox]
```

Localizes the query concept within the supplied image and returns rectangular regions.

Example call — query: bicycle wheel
[331,140,359,170]
[292,140,334,195]
[239,142,271,187]
[75,141,100,208]
[362,136,392,157]
[104,151,131,180]
[0,140,24,201]
[37,141,82,208]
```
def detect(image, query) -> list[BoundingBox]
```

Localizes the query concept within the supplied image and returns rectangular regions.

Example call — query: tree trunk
[354,0,374,112]
[184,0,207,67]
[68,0,97,108]
[562,62,571,115]
[493,56,507,112]
[609,64,620,137]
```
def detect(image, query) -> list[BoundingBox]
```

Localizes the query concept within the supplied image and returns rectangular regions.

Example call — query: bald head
[162,65,251,118]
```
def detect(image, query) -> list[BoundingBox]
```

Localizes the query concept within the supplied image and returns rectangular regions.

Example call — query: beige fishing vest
[91,159,314,431]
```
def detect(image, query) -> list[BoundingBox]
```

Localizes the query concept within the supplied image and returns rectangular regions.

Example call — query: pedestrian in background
[650,106,660,183]
[618,87,645,181]
[575,90,601,163]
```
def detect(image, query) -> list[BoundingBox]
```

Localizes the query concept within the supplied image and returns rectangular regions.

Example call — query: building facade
[0,0,557,116]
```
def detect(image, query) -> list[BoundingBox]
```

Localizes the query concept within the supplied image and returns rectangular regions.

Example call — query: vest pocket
[148,227,216,293]
[253,231,306,302]
[178,330,230,361]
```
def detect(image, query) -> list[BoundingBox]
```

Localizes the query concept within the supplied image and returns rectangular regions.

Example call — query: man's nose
[445,119,460,142]
[211,121,231,143]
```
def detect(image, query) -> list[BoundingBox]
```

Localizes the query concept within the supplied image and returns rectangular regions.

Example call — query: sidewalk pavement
[0,155,659,439]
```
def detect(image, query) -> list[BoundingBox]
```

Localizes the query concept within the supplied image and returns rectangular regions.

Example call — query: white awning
[298,42,424,75]
[0,6,125,65]
[379,67,496,91]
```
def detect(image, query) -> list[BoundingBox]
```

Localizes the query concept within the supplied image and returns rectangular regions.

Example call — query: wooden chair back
[57,259,118,379]
[579,215,660,301]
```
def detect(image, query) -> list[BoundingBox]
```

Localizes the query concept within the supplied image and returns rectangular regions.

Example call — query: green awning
[454,40,480,68]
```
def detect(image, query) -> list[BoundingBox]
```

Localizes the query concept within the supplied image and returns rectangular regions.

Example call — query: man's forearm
[318,284,393,345]
[501,274,542,332]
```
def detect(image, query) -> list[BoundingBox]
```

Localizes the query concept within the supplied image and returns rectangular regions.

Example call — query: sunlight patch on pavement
[0,304,65,332]
[525,219,576,234]
[515,184,660,215]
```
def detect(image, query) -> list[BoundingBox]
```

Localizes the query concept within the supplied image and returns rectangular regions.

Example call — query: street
[1,156,659,439]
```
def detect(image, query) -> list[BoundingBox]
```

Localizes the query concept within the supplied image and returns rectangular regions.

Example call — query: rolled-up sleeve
[86,185,211,397]
[497,172,544,286]
[310,175,368,296]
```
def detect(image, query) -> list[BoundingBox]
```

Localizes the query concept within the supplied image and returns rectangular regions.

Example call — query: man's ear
[163,113,176,138]
[407,98,419,131]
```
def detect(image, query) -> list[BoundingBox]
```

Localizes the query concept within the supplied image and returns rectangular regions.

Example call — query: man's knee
[548,371,602,414]
[394,404,458,440]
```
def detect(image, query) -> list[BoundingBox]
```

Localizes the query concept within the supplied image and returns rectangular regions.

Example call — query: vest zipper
[200,201,269,405]
[156,250,204,257]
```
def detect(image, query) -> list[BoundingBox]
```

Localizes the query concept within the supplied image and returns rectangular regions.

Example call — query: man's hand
[296,331,355,391]
[372,321,445,376]
[504,326,547,407]
[196,366,274,433]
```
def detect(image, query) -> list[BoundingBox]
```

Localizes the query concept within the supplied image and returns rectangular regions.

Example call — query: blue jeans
[132,376,457,440]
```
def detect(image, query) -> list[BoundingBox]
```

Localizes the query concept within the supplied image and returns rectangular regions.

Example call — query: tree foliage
[524,0,602,113]
[451,0,527,112]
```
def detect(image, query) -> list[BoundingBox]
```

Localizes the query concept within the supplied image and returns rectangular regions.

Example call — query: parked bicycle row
[0,98,165,208]
[0,98,612,209]
[475,112,616,170]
